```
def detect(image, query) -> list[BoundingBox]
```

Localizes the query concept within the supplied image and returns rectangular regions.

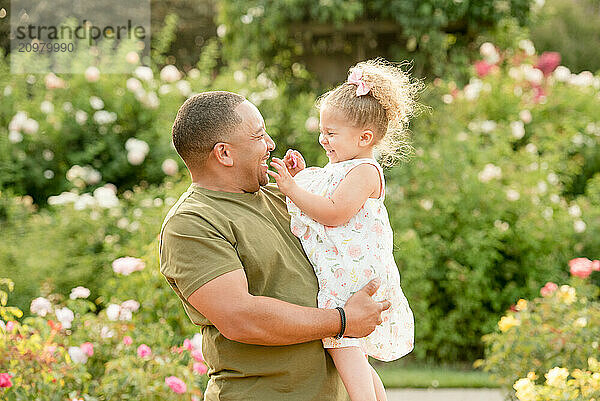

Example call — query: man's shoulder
[159,189,219,238]
[261,183,285,203]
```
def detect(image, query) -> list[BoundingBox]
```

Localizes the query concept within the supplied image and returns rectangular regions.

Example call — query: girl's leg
[328,346,377,401]
[370,365,388,401]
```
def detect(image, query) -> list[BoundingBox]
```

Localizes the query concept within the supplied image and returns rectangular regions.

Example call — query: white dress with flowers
[286,158,414,361]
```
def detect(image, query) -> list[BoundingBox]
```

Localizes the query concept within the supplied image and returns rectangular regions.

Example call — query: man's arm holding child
[187,269,389,346]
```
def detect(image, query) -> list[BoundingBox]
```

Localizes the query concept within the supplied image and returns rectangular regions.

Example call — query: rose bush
[1,277,208,400]
[475,258,600,399]
[512,359,600,401]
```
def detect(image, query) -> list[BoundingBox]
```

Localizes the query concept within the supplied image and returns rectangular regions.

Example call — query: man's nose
[265,132,275,151]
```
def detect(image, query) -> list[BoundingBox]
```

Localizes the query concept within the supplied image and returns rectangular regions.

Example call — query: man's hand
[343,278,391,338]
[282,149,305,177]
[268,157,298,196]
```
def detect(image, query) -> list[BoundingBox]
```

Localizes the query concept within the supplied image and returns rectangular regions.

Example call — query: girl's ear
[359,130,375,147]
[212,142,234,167]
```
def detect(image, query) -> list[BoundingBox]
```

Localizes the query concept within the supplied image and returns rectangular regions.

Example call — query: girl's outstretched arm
[268,158,380,226]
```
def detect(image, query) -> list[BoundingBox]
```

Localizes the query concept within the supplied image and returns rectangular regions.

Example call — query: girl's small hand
[283,149,305,177]
[267,157,298,196]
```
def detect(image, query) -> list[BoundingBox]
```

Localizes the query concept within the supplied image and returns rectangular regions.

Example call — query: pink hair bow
[347,69,371,96]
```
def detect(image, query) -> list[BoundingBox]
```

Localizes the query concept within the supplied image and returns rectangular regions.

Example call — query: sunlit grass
[372,358,501,388]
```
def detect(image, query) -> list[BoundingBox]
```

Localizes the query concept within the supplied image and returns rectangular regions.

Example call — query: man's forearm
[230,295,342,346]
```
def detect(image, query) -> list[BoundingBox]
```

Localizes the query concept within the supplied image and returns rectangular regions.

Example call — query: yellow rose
[589,357,600,372]
[516,298,528,311]
[499,315,521,332]
[557,285,576,305]
[545,367,569,388]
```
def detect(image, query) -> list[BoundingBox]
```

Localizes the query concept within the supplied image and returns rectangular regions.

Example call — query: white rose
[70,286,91,300]
[75,110,88,125]
[134,66,154,82]
[126,77,143,93]
[30,297,53,317]
[22,118,39,134]
[519,110,532,124]
[121,299,140,312]
[112,256,145,275]
[40,100,54,114]
[190,333,203,350]
[106,304,121,321]
[126,51,140,64]
[553,66,571,82]
[160,65,181,83]
[55,307,74,329]
[176,80,192,96]
[89,96,104,110]
[68,346,88,364]
[119,308,133,321]
[8,131,23,143]
[85,66,100,82]
[93,186,119,209]
[161,159,179,176]
[506,189,520,201]
[127,149,146,165]
[510,121,525,139]
[100,325,115,339]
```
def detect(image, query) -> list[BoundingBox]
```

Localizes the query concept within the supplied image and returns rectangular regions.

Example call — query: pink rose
[5,321,15,332]
[0,373,12,388]
[334,268,344,279]
[112,257,145,275]
[475,61,494,78]
[193,362,208,375]
[592,260,600,272]
[569,258,593,278]
[137,344,151,358]
[123,336,133,345]
[165,376,187,394]
[191,348,204,362]
[536,52,561,76]
[45,345,57,354]
[183,338,193,351]
[540,282,558,297]
[80,342,94,357]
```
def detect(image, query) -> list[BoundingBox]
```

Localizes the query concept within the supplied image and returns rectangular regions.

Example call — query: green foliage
[476,274,599,399]
[387,46,600,361]
[0,178,191,315]
[152,13,179,66]
[530,0,600,74]
[217,0,533,84]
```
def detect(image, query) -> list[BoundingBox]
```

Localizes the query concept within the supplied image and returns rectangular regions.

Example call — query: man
[159,91,390,400]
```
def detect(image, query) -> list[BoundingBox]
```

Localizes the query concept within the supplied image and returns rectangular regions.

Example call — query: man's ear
[212,143,234,167]
[359,130,375,147]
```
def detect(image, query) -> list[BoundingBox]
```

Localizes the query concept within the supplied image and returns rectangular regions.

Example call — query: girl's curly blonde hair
[317,58,425,168]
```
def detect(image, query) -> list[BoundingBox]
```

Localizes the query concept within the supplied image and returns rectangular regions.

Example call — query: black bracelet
[334,307,346,339]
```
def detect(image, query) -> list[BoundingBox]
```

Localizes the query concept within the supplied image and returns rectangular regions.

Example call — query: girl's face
[319,104,373,163]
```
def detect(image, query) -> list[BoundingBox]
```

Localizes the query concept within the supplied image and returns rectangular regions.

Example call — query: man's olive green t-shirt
[159,183,349,401]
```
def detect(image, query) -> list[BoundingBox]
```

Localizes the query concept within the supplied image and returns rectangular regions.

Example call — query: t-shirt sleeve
[160,212,243,300]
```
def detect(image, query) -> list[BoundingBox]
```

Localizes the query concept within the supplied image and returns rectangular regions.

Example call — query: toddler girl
[267,59,421,401]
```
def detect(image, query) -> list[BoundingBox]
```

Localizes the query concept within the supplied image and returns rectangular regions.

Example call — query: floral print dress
[286,158,414,361]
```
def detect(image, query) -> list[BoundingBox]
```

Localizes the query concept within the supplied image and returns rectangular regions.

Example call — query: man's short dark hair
[172,91,245,168]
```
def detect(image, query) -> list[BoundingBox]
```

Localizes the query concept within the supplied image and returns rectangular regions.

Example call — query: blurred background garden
[1,0,599,399]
